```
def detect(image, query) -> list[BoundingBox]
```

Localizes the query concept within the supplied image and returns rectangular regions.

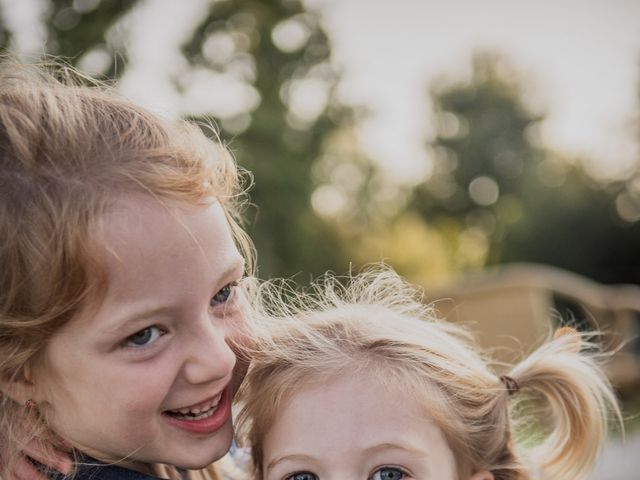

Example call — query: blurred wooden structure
[423,263,640,395]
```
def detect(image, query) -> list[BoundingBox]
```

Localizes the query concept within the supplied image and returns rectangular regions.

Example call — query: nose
[182,317,237,385]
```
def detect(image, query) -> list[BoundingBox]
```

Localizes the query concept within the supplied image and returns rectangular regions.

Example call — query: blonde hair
[236,268,621,480]
[0,59,253,479]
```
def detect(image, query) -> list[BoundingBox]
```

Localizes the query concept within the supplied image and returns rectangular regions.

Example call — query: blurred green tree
[0,0,370,280]
[183,0,359,279]
[0,0,135,76]
[412,52,640,285]
[49,0,133,77]
[0,11,9,50]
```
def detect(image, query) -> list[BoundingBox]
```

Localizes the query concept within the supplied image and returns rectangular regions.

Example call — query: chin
[173,428,234,469]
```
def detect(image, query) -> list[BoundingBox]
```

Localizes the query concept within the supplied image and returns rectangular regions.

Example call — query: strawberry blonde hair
[0,59,253,480]
[236,268,621,480]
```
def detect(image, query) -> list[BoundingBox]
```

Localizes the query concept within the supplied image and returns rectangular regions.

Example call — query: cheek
[43,365,177,452]
[226,303,255,396]
[229,291,253,336]
[98,363,179,415]
[44,358,178,427]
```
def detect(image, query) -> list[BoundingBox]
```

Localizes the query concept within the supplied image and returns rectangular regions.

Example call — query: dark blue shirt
[37,456,163,480]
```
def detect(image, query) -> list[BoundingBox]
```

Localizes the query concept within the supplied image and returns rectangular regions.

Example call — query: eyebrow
[363,442,429,457]
[266,454,317,472]
[265,443,428,473]
[217,255,245,284]
[99,306,176,337]
[100,257,245,336]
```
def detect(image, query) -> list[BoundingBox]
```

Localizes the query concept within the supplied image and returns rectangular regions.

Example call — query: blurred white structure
[424,263,640,395]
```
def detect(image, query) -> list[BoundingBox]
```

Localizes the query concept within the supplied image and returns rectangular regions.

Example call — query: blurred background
[1,0,639,476]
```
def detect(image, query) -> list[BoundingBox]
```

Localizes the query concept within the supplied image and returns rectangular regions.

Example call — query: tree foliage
[412,52,640,284]
[0,0,365,280]
[2,3,639,285]
[183,0,355,279]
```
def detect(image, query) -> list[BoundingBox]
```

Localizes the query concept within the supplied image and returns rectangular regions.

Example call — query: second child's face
[35,197,248,473]
[262,374,492,480]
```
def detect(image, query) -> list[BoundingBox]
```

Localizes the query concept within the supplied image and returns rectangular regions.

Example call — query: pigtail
[504,328,621,479]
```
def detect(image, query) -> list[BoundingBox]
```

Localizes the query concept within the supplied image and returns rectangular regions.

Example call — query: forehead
[263,373,454,460]
[99,196,229,261]
[97,196,223,252]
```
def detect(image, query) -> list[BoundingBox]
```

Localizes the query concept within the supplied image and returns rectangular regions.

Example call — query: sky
[2,0,640,183]
[309,0,640,182]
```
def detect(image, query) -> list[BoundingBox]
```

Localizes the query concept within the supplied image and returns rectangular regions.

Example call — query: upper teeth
[171,394,221,415]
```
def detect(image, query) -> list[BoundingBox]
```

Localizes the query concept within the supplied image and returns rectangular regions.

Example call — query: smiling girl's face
[32,197,248,473]
[261,373,494,480]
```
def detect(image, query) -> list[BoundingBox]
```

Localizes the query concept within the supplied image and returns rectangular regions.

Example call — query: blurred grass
[511,391,640,448]
[621,395,640,435]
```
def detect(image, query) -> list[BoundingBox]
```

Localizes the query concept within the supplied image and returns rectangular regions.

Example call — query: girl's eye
[371,467,406,480]
[125,326,164,347]
[284,473,318,480]
[210,281,239,306]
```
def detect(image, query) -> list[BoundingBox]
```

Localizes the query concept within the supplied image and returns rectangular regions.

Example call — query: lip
[168,392,223,413]
[162,385,232,435]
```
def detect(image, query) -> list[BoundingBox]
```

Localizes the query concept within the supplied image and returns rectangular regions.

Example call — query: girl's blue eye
[210,281,238,306]
[125,326,164,347]
[371,467,405,480]
[285,473,317,480]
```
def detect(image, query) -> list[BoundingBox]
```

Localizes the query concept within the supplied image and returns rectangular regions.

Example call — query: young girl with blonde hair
[0,60,254,479]
[235,269,621,480]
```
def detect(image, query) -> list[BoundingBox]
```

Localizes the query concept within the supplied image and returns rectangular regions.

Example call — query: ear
[469,471,494,480]
[0,364,37,405]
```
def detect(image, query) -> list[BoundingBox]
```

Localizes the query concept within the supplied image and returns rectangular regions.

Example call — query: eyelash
[123,325,167,349]
[369,465,409,480]
[284,472,317,480]
[210,279,241,308]
[121,279,243,351]
[282,467,409,480]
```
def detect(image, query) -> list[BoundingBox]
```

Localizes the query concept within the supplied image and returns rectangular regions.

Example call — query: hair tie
[25,399,37,410]
[499,375,520,396]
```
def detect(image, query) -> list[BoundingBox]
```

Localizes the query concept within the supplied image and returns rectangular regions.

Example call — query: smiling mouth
[164,392,223,421]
